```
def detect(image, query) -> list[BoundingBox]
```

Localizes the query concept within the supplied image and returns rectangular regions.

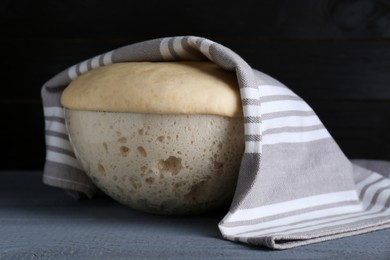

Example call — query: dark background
[1,0,390,170]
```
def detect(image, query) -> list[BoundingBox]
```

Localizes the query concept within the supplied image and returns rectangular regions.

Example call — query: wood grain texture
[0,0,389,169]
[1,0,390,38]
[0,171,389,259]
[0,102,45,169]
[3,38,390,100]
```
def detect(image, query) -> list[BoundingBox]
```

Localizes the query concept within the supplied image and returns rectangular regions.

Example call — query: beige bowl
[65,109,244,215]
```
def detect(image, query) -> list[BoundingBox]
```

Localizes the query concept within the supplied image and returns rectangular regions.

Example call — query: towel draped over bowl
[41,36,390,249]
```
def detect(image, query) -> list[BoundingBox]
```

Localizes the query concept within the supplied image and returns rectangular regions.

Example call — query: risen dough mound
[61,61,243,117]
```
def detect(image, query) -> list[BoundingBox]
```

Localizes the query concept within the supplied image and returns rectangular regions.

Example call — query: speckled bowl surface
[65,109,244,215]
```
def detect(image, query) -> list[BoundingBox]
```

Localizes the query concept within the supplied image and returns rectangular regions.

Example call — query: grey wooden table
[0,170,389,260]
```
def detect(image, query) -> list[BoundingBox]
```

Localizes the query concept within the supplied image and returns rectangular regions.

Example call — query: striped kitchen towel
[41,36,390,249]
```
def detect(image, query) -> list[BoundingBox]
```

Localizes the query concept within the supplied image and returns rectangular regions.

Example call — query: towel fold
[41,36,390,249]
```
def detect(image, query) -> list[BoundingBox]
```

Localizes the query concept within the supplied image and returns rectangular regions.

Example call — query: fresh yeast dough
[61,61,245,215]
[61,61,242,117]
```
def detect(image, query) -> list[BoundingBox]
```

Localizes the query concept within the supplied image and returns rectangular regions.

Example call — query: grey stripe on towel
[41,36,390,249]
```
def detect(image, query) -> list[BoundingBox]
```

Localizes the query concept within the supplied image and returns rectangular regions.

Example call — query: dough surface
[61,61,242,117]
[65,109,244,215]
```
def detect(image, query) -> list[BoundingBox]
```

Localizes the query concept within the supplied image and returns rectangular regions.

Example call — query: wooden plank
[0,1,280,38]
[0,38,122,100]
[1,0,390,39]
[2,37,390,100]
[311,101,390,127]
[0,101,45,169]
[1,0,390,169]
[225,39,390,100]
[311,101,390,159]
[1,171,389,258]
[275,0,390,38]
